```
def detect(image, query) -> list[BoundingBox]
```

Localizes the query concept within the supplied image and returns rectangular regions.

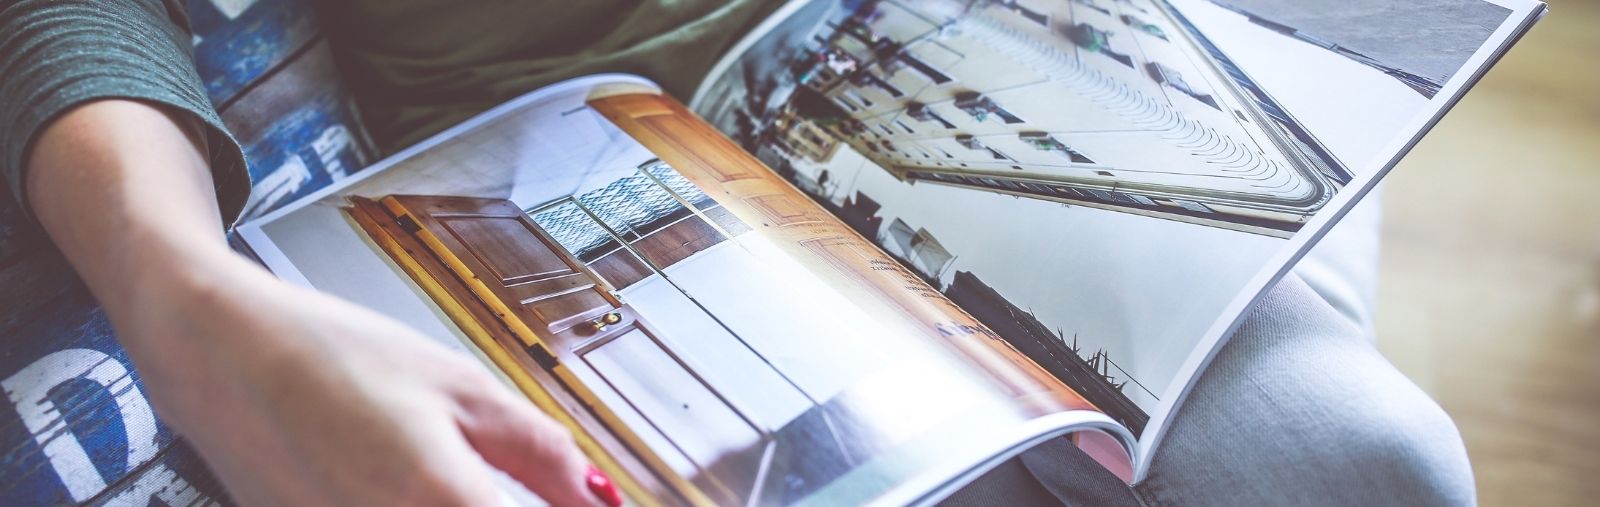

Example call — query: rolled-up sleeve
[0,0,250,226]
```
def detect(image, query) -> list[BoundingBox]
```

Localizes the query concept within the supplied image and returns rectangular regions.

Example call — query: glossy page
[239,76,1132,506]
[692,0,1546,481]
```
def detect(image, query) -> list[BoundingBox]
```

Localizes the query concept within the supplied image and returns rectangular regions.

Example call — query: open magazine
[233,0,1543,504]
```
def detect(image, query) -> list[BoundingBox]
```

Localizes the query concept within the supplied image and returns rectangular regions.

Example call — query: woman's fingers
[457,383,615,507]
[411,429,508,507]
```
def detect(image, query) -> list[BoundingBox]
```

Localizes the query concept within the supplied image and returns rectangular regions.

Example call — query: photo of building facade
[687,0,1525,459]
[718,0,1353,237]
[689,0,1381,420]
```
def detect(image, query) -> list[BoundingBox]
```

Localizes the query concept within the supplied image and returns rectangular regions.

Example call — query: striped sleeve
[0,0,251,226]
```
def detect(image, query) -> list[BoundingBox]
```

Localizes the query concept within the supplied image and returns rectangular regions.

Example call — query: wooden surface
[1374,1,1600,505]
[0,1,376,503]
[386,194,763,505]
[349,197,699,507]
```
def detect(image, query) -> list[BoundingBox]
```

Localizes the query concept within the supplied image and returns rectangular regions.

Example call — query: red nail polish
[586,465,623,507]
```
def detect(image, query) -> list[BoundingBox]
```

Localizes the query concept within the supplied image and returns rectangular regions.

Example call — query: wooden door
[378,195,764,504]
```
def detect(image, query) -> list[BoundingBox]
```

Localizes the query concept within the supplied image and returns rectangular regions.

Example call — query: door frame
[346,196,712,507]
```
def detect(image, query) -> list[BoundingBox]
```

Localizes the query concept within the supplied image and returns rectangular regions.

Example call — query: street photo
[693,0,1515,428]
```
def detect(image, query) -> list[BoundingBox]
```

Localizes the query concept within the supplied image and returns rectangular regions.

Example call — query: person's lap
[946,197,1474,506]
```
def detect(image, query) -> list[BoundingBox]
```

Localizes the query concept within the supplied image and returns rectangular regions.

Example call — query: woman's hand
[139,253,608,506]
[25,100,616,506]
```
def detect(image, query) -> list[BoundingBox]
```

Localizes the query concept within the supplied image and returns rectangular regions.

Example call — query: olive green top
[321,0,783,152]
[0,0,783,226]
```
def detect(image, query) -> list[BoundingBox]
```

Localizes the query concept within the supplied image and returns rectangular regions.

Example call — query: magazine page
[691,0,1544,480]
[236,75,1133,506]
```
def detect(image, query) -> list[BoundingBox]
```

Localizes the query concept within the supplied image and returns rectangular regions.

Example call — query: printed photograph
[694,0,1514,431]
[0,0,1555,504]
[249,84,1122,504]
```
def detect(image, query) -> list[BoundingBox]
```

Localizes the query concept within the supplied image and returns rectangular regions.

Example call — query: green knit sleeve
[0,0,251,226]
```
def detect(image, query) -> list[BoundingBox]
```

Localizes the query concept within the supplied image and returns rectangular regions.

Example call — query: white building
[793,0,1350,237]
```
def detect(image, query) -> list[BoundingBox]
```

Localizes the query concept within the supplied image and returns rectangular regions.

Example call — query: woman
[0,0,777,505]
[0,1,1474,506]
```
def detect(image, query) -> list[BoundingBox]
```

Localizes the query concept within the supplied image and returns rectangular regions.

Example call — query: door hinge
[395,214,421,233]
[527,343,560,371]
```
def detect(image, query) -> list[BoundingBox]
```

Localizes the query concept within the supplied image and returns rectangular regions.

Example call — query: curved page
[691,0,1544,481]
[237,75,1130,506]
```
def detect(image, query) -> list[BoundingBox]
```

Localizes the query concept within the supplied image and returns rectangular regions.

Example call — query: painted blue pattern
[0,273,175,505]
[85,440,228,506]
[236,86,372,218]
[188,0,319,105]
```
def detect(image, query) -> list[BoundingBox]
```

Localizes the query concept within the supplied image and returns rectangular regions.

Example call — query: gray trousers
[947,198,1476,506]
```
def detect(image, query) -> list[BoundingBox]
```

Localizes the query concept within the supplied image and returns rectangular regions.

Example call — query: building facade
[786,0,1351,237]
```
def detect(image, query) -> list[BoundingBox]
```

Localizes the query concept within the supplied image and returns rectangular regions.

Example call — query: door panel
[423,206,615,335]
[582,329,763,472]
[628,215,724,268]
[438,216,573,284]
[529,290,614,334]
[588,248,654,290]
[380,194,764,504]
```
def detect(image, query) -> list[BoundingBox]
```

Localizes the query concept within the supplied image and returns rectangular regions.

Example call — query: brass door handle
[592,311,623,331]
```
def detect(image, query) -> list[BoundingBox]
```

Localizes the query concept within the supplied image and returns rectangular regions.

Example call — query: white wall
[260,203,480,355]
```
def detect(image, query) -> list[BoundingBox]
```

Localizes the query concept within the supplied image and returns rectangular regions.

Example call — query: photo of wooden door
[370,195,766,505]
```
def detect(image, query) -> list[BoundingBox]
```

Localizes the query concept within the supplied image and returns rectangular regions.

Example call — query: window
[842,89,874,108]
[906,102,956,129]
[834,96,861,112]
[1169,199,1213,213]
[955,134,986,151]
[1144,62,1220,109]
[898,53,954,84]
[1082,188,1116,201]
[528,160,748,283]
[1019,132,1096,164]
[1119,14,1168,40]
[993,1,1050,25]
[1068,23,1134,67]
[954,92,1025,124]
[850,72,904,98]
[1052,186,1084,198]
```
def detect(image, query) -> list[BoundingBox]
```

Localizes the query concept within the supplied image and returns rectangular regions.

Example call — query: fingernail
[586,465,623,507]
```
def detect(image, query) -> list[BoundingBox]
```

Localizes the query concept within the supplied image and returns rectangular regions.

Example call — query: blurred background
[1375,0,1599,505]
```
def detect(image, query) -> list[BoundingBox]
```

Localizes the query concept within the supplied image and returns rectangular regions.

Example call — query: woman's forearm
[25,100,236,322]
[20,99,612,506]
